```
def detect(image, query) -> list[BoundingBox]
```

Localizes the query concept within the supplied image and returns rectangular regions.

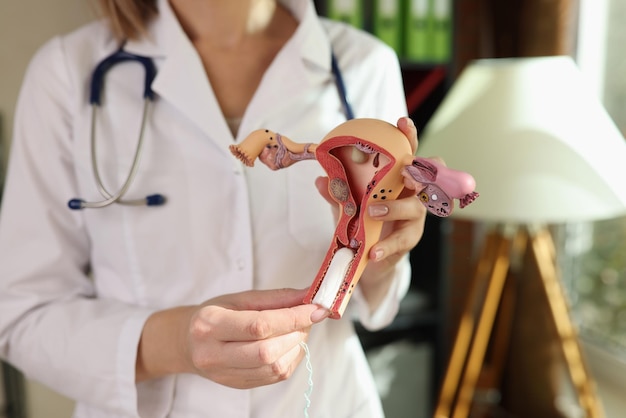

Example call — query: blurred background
[1,1,626,417]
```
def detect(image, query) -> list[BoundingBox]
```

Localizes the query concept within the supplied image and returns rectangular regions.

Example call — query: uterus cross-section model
[230,118,479,318]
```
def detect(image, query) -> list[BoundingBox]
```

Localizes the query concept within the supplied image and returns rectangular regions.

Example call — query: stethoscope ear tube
[90,47,157,105]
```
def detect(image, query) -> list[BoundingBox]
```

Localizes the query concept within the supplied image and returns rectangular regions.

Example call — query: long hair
[97,0,158,40]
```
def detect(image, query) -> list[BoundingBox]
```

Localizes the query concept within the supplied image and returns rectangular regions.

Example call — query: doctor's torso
[61,3,405,310]
[10,0,407,415]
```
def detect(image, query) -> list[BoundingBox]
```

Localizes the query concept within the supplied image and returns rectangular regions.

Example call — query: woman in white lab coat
[0,0,426,417]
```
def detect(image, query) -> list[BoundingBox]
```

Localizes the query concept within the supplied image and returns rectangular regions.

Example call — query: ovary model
[230,118,478,318]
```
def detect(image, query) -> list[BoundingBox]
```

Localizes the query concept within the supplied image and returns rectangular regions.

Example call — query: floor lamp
[416,56,626,418]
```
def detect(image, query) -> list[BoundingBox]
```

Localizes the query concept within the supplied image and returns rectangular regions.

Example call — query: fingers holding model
[363,116,425,265]
[136,288,328,388]
[356,116,425,309]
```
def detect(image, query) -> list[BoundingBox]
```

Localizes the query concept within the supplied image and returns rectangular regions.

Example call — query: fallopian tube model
[230,118,479,318]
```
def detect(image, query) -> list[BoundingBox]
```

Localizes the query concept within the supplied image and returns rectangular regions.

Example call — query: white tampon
[312,248,355,309]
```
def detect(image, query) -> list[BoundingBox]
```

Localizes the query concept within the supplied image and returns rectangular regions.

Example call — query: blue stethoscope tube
[69,46,354,210]
[331,53,354,121]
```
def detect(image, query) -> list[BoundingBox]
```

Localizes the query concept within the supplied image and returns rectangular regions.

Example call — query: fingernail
[368,204,388,217]
[374,249,384,261]
[311,308,330,323]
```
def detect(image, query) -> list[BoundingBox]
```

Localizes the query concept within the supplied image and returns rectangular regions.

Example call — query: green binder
[404,0,430,62]
[326,0,363,29]
[373,0,403,54]
[431,0,452,62]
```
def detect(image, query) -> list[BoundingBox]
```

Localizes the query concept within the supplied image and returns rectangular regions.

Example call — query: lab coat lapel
[126,0,234,153]
[151,42,234,152]
[240,0,332,136]
[242,48,311,133]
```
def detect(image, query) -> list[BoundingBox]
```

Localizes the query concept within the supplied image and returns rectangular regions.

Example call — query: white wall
[0,2,95,416]
[0,0,95,180]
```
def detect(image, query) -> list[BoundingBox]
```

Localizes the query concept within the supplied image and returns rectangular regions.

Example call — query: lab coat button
[236,259,245,270]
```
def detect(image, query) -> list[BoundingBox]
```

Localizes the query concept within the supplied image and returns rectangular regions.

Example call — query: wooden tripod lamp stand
[416,56,626,418]
[434,224,602,417]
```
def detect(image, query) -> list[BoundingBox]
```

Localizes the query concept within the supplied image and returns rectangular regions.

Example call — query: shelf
[402,65,448,116]
[356,289,440,351]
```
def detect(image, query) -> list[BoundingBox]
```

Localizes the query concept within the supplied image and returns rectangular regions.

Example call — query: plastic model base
[230,118,478,318]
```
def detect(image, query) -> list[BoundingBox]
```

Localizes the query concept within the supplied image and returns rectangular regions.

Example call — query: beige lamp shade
[418,56,626,224]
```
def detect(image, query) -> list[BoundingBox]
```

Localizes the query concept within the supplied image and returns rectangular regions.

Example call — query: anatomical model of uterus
[230,118,478,318]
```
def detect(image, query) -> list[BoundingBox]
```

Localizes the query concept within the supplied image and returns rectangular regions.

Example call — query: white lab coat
[0,0,411,416]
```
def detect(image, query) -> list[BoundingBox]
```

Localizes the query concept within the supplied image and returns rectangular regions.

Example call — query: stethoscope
[68,46,354,210]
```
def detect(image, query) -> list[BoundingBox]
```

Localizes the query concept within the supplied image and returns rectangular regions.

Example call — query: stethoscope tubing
[68,46,164,210]
[89,98,151,206]
[331,53,354,121]
[68,99,164,209]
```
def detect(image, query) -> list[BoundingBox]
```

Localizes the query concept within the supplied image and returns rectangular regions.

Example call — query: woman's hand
[136,288,328,388]
[357,117,426,308]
